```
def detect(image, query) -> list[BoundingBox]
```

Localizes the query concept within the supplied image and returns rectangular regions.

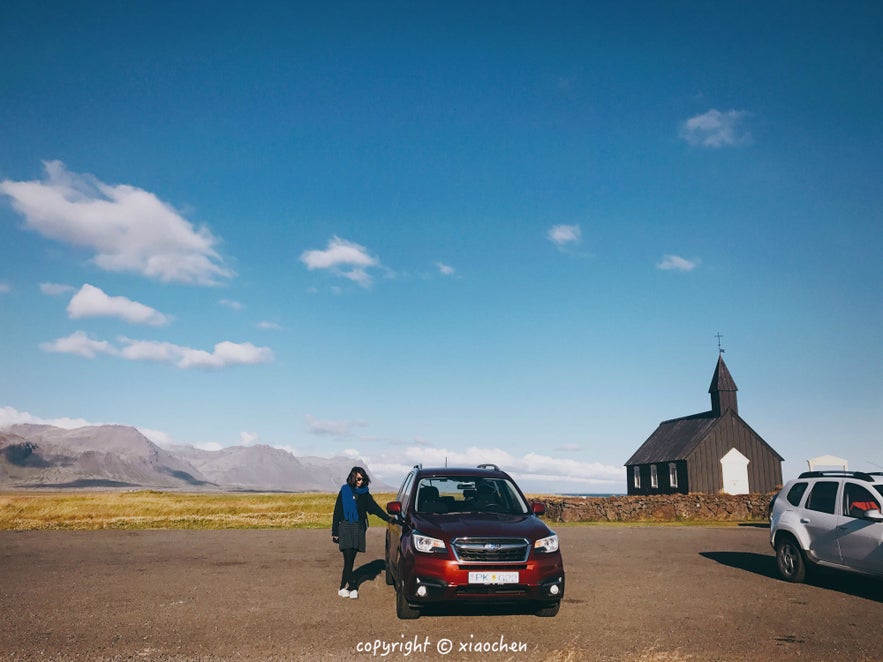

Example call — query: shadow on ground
[701,551,882,602]
[353,559,386,587]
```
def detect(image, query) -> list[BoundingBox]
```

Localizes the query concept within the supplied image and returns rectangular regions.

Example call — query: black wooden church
[625,355,783,495]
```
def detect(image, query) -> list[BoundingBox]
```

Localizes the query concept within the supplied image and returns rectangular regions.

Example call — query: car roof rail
[413,463,422,470]
[477,463,500,471]
[797,470,878,482]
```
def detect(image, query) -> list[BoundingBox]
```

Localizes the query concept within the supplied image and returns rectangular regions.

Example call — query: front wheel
[775,536,807,582]
[395,580,420,620]
[535,601,560,617]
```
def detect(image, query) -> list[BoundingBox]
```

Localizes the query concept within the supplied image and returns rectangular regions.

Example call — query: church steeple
[709,354,738,417]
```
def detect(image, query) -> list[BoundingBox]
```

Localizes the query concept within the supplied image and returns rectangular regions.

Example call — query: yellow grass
[0,491,397,531]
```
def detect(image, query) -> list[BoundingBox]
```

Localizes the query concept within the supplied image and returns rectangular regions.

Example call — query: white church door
[720,448,750,494]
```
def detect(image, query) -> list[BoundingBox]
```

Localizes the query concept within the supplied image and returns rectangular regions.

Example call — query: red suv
[385,464,565,619]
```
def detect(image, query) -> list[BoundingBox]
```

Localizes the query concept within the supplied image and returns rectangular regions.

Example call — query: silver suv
[770,471,883,582]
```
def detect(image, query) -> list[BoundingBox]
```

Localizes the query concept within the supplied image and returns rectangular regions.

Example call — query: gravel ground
[0,525,881,661]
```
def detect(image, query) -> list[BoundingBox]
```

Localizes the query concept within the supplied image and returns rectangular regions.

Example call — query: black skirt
[337,520,366,552]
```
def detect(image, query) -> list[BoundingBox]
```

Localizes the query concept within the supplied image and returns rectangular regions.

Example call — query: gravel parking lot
[1,525,880,661]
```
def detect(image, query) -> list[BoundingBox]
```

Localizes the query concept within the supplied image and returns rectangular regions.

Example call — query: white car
[770,471,883,582]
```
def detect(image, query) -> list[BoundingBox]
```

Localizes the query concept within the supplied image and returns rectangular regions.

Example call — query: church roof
[625,412,718,465]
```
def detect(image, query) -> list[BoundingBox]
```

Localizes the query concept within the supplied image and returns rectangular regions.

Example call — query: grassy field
[0,491,397,531]
[0,491,758,530]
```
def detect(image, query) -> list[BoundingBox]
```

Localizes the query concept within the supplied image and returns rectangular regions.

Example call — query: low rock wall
[541,493,773,523]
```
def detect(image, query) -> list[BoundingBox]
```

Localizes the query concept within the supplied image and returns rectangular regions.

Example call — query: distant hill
[0,423,389,492]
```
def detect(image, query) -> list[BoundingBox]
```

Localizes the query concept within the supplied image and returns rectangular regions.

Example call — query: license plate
[468,571,519,584]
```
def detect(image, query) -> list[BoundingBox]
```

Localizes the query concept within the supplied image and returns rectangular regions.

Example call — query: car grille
[451,538,530,563]
[455,585,527,595]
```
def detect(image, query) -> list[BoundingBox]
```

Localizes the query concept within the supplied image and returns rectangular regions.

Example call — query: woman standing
[332,466,391,599]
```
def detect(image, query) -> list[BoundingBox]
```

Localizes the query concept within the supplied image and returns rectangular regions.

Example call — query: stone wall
[541,493,774,523]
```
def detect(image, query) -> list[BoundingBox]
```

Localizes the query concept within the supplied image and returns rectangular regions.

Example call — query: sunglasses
[355,476,364,482]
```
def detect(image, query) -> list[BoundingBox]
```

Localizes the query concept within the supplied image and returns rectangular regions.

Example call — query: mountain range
[0,423,391,492]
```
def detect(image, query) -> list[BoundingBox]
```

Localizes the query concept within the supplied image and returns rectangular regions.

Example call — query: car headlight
[413,533,446,554]
[534,534,559,553]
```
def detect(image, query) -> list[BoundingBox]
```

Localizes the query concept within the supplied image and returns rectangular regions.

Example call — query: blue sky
[1,2,880,493]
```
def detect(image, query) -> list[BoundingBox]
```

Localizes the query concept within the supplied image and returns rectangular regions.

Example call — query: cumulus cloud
[39,330,117,358]
[365,445,624,492]
[300,236,380,288]
[193,441,224,451]
[137,427,175,447]
[0,405,98,430]
[0,161,233,285]
[219,299,242,311]
[67,283,171,326]
[547,224,581,248]
[119,338,274,369]
[305,414,368,437]
[40,331,274,369]
[657,254,699,272]
[40,282,75,296]
[679,109,751,148]
[240,431,259,446]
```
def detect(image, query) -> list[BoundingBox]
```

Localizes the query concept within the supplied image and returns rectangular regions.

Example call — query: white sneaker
[338,588,350,598]
[348,589,359,599]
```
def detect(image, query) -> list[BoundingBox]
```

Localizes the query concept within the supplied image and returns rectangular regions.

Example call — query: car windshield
[414,476,530,515]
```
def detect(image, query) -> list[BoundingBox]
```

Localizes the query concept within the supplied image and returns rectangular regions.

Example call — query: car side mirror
[386,501,402,519]
[862,508,883,522]
[531,501,546,516]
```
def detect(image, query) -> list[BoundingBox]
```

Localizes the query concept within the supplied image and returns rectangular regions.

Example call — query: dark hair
[347,466,370,487]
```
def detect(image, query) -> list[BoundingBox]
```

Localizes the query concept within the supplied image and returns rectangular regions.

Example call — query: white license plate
[468,571,519,584]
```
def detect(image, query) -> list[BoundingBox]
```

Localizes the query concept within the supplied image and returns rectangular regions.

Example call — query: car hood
[410,512,553,540]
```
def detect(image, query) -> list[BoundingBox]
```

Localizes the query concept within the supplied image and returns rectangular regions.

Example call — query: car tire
[384,559,394,586]
[395,579,420,620]
[535,601,560,617]
[775,535,807,583]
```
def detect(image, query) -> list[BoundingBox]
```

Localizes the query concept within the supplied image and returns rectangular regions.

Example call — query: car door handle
[799,518,810,523]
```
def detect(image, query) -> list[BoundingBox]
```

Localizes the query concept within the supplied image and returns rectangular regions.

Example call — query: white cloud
[0,282,11,294]
[679,109,751,148]
[67,283,171,326]
[437,262,455,276]
[240,431,259,446]
[39,330,118,358]
[257,321,282,330]
[137,427,175,447]
[40,331,274,369]
[364,445,624,493]
[0,405,98,430]
[0,161,233,285]
[547,224,581,248]
[40,282,75,296]
[300,236,380,288]
[193,441,223,451]
[305,414,367,437]
[219,299,242,311]
[119,338,274,369]
[657,254,699,272]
